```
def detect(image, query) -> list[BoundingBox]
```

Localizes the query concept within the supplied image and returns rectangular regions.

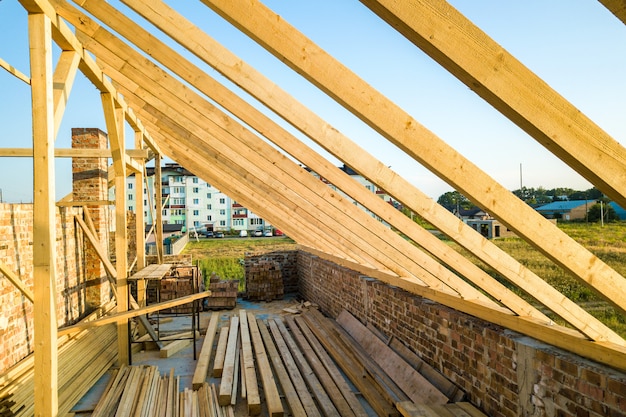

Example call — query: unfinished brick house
[1,1,626,416]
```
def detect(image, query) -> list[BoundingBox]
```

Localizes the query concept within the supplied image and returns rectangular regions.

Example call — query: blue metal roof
[535,200,592,213]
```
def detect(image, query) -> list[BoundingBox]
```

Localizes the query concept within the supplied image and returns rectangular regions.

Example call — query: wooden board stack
[0,301,118,416]
[244,260,283,301]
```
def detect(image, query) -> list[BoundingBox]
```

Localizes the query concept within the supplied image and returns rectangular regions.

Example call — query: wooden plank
[58,291,211,336]
[247,313,283,417]
[0,56,30,84]
[160,339,192,358]
[212,326,230,377]
[371,325,464,402]
[300,310,399,417]
[292,315,368,417]
[267,318,321,417]
[230,335,240,406]
[193,312,220,390]
[284,315,355,417]
[238,310,261,415]
[273,317,340,417]
[396,401,446,417]
[337,310,448,405]
[218,316,240,406]
[257,318,307,417]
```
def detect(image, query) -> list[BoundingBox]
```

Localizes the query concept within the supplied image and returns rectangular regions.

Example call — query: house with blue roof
[535,200,595,221]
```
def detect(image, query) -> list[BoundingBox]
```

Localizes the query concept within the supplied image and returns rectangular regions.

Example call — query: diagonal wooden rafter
[60,0,626,345]
[52,49,80,139]
[199,0,626,318]
[0,261,35,303]
[599,0,626,25]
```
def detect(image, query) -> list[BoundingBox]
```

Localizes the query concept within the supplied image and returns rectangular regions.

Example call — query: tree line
[436,187,620,222]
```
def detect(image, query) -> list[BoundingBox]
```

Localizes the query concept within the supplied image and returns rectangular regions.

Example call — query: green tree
[587,202,619,222]
[437,191,472,210]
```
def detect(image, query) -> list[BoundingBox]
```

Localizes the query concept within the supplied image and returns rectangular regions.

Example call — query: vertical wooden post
[135,132,146,306]
[101,92,129,365]
[29,11,58,417]
[154,154,164,263]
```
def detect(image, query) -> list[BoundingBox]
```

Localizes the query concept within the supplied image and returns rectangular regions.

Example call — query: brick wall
[297,250,626,417]
[0,204,88,373]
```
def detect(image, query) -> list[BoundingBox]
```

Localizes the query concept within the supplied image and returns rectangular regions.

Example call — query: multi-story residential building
[123,162,397,234]
[125,163,270,234]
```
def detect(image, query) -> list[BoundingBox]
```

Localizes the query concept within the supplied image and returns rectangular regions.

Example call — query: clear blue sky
[1,1,625,203]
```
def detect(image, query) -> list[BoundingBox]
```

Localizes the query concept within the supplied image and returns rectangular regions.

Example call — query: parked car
[264,230,272,237]
[214,231,224,238]
[274,229,284,236]
[253,230,263,237]
[202,230,214,238]
[239,230,248,238]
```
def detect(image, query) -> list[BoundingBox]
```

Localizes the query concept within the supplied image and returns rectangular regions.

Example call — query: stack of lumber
[245,260,283,301]
[207,278,238,310]
[89,364,235,417]
[0,301,117,416]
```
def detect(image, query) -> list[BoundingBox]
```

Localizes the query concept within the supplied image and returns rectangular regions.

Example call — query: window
[128,183,133,189]
[207,204,212,210]
[128,194,133,201]
[128,206,133,211]
[162,210,167,216]
[193,198,199,205]
[144,211,148,217]
[219,198,226,204]
[207,193,211,199]
[194,221,201,227]
[193,187,199,193]
[220,209,226,216]
[144,199,147,206]
[207,215,212,221]
[219,220,226,226]
[193,210,199,216]
[192,177,199,183]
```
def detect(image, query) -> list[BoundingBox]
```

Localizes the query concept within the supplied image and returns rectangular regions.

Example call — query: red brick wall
[0,204,89,373]
[297,251,626,417]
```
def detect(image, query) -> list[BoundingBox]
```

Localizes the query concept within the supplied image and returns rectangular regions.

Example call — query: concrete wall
[297,250,626,417]
[0,204,89,373]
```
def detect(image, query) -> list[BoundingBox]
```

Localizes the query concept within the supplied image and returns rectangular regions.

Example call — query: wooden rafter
[0,261,35,303]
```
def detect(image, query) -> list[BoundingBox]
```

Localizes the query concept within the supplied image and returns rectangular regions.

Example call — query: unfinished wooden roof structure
[3,0,626,414]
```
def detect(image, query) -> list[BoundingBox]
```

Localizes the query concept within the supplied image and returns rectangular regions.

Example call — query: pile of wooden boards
[89,364,234,417]
[206,273,238,310]
[0,301,118,416]
[244,259,283,301]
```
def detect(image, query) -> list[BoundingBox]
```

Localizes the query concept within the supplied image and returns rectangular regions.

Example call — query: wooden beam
[218,316,240,406]
[27,9,58,417]
[52,50,80,139]
[364,0,626,208]
[247,312,283,417]
[192,312,219,390]
[0,261,35,303]
[154,153,164,264]
[134,131,146,274]
[0,148,149,158]
[238,310,261,415]
[57,291,211,337]
[0,56,31,84]
[101,91,130,365]
[599,0,626,25]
